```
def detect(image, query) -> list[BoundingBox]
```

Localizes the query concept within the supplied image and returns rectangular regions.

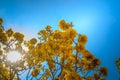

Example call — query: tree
[0,19,108,80]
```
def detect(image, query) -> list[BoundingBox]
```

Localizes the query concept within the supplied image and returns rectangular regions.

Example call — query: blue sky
[0,0,120,80]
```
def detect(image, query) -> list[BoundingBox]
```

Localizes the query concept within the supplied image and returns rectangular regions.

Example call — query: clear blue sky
[0,0,120,80]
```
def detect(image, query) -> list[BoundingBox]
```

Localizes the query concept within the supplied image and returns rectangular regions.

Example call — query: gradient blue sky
[0,0,120,80]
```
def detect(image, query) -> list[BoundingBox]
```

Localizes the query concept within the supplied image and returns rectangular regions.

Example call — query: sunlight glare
[7,51,21,63]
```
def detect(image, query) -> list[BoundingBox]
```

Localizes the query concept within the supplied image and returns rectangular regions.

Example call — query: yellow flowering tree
[24,20,108,80]
[0,18,108,80]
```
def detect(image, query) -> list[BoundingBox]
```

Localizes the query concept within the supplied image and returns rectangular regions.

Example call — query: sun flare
[7,51,22,63]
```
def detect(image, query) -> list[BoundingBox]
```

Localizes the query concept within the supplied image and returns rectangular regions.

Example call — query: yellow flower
[82,50,94,60]
[46,69,50,76]
[6,28,14,37]
[29,38,37,44]
[86,77,95,80]
[92,58,101,66]
[31,68,40,77]
[38,30,47,35]
[48,62,55,70]
[100,67,108,76]
[59,20,72,30]
[13,32,24,42]
[65,39,73,45]
[14,78,21,80]
[66,28,77,39]
[48,35,54,41]
[83,58,100,70]
[45,25,52,32]
[78,35,88,45]
[0,27,4,32]
[52,30,63,39]
[99,78,106,80]
[94,73,100,79]
[67,54,76,63]
[0,18,3,24]
[76,44,85,53]
[0,32,8,44]
[64,72,82,80]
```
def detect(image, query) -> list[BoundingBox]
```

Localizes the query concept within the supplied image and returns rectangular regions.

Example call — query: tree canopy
[0,19,108,80]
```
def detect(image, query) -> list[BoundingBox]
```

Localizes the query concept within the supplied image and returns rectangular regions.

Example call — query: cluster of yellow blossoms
[0,18,3,24]
[0,19,108,80]
[59,20,73,30]
[24,20,108,80]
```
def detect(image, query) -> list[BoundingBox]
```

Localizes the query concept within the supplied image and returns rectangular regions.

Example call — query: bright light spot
[79,18,92,27]
[74,13,100,33]
[7,51,21,63]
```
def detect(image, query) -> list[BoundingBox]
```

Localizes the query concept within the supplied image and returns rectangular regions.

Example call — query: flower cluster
[0,18,108,80]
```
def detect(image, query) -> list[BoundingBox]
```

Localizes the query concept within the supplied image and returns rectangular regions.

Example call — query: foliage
[0,19,108,80]
[0,18,3,24]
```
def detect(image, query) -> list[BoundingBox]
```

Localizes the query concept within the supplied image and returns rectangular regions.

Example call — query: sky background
[0,0,120,80]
